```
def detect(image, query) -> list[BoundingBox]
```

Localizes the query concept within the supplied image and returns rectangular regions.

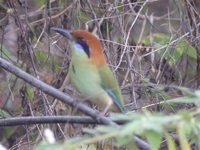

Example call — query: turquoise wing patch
[101,82,125,113]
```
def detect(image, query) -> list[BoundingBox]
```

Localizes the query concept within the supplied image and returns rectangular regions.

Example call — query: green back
[98,65,125,112]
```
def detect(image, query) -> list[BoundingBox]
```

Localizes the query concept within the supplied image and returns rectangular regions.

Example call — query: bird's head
[52,28,106,66]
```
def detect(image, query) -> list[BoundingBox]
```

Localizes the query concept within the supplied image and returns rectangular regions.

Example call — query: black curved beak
[51,27,74,41]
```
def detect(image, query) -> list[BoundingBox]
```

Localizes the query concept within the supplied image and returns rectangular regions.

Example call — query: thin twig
[4,5,72,38]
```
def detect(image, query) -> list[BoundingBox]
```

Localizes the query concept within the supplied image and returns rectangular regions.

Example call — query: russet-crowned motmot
[52,28,125,113]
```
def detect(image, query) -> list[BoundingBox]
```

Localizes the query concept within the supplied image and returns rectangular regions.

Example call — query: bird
[52,28,125,114]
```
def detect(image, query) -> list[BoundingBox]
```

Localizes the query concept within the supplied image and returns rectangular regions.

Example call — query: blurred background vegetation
[0,0,200,149]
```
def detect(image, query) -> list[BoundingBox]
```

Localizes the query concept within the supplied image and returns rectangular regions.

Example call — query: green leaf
[0,44,17,61]
[53,62,60,74]
[117,2,123,12]
[125,141,139,150]
[81,144,96,150]
[115,135,132,146]
[58,0,65,6]
[178,124,191,150]
[35,0,46,7]
[0,109,11,118]
[177,39,196,59]
[168,92,200,105]
[145,130,162,150]
[143,5,149,13]
[166,134,176,150]
[79,10,91,21]
[4,127,13,138]
[26,86,34,101]
[176,87,196,98]
[91,125,117,134]
[121,120,143,135]
[35,142,62,150]
[142,33,197,65]
[35,50,47,64]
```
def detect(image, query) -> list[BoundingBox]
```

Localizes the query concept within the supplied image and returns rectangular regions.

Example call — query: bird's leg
[101,98,113,116]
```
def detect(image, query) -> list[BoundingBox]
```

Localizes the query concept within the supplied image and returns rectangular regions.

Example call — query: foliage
[0,44,17,62]
[34,88,200,150]
[1,0,200,150]
[142,33,197,65]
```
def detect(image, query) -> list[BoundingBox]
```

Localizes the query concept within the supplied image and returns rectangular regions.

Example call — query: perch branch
[0,57,150,150]
[0,115,128,126]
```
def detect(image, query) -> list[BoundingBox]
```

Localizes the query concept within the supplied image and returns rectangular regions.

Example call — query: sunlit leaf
[166,134,176,150]
[125,141,139,150]
[168,95,200,104]
[178,123,191,150]
[145,130,162,150]
[35,142,62,150]
[115,134,132,146]
[121,120,143,135]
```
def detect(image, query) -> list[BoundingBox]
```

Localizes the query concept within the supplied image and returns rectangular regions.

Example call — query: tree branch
[0,57,150,150]
[0,57,115,126]
[0,115,127,126]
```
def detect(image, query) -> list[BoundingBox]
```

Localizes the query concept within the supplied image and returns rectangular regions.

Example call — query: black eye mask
[75,37,90,58]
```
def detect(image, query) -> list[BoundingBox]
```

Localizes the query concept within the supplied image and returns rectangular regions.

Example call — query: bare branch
[0,57,115,126]
[0,115,128,126]
[0,57,150,150]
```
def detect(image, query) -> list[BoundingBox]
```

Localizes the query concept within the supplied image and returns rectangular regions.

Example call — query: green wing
[98,65,125,112]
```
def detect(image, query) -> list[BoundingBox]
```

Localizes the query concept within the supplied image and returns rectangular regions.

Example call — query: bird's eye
[75,37,90,58]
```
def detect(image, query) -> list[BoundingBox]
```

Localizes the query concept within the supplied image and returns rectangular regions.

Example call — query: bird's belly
[69,62,121,112]
[69,62,101,98]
